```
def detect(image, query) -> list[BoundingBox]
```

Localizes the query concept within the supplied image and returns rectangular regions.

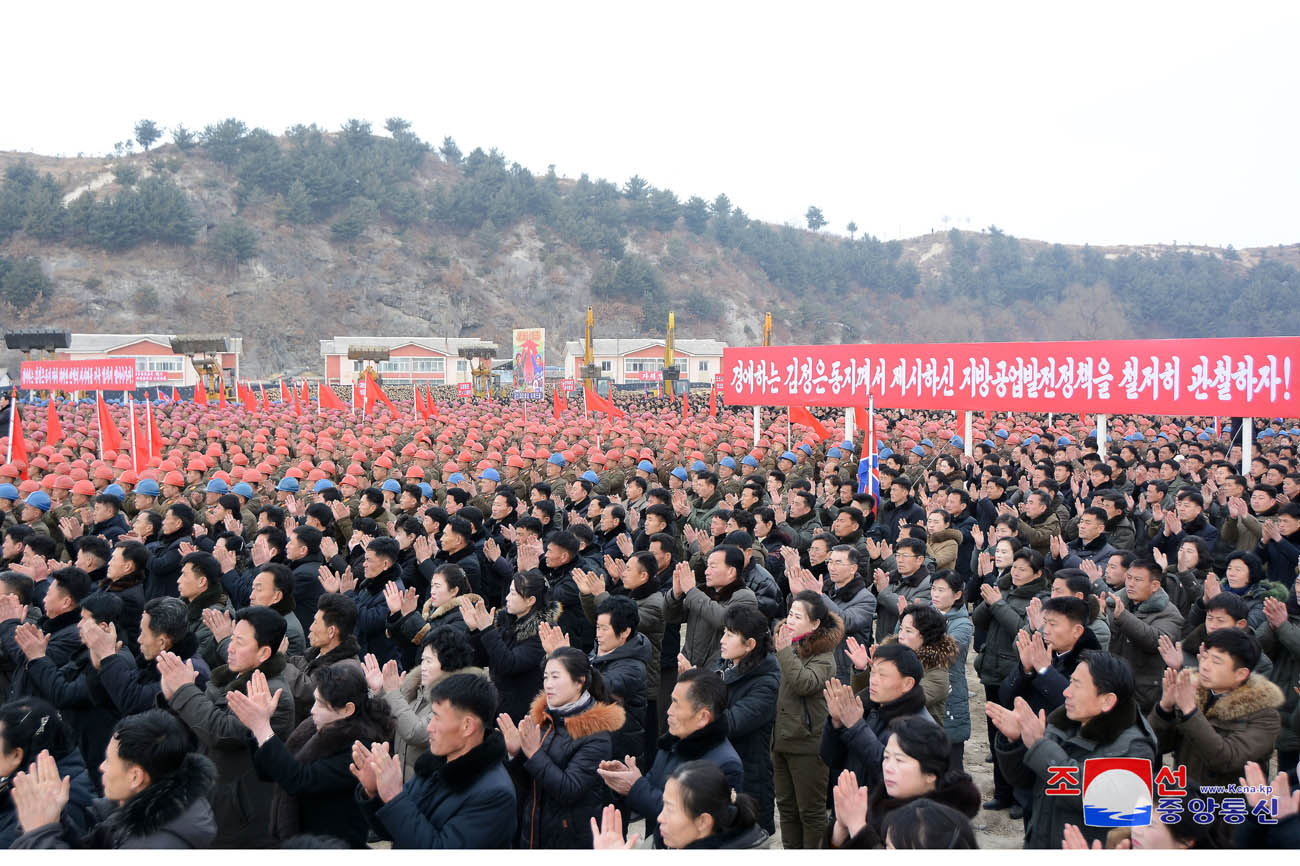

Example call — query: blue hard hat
[1197,431,1211,441]
[581,470,600,484]
[232,482,254,499]
[982,439,995,448]
[1260,428,1276,438]
[205,479,229,494]
[637,460,655,472]
[840,440,854,450]
[447,473,465,484]
[690,460,707,472]
[827,447,842,458]
[797,443,812,455]
[102,483,125,502]
[1056,436,1072,446]
[480,468,501,482]
[135,479,161,496]
[949,436,963,448]
[1289,427,1300,436]
[276,477,299,492]
[879,447,894,459]
[921,438,934,448]
[24,491,52,512]
[380,479,402,493]
[313,479,336,493]
[910,445,925,456]
[779,451,798,463]
[720,457,737,470]
[0,483,18,502]
[417,482,433,499]
[547,453,566,467]
[670,467,689,481]
[740,455,759,468]
[994,428,1009,439]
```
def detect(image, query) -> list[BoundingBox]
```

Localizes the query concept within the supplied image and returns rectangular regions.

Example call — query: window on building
[413,358,445,373]
[624,358,665,374]
[697,360,709,372]
[135,357,184,373]
[457,360,468,373]
[601,360,613,373]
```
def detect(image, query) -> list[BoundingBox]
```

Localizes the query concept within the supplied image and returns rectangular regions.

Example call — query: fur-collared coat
[473,601,561,722]
[387,592,481,670]
[774,613,845,754]
[515,693,625,849]
[11,753,217,849]
[1148,673,1284,789]
[252,710,393,847]
[830,769,982,849]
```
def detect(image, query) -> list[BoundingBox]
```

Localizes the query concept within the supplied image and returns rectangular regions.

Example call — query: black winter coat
[514,693,624,849]
[543,559,596,653]
[592,632,651,760]
[10,753,217,849]
[1,608,82,702]
[346,565,405,665]
[21,647,120,787]
[472,603,559,723]
[145,530,191,599]
[0,747,97,849]
[819,682,935,789]
[93,634,212,716]
[720,653,780,834]
[626,716,746,847]
[252,711,392,847]
[286,552,326,633]
[357,730,517,848]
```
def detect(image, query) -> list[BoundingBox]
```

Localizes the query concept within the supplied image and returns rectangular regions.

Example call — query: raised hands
[979,582,1003,607]
[616,532,635,559]
[10,749,70,833]
[873,567,890,593]
[1079,558,1103,586]
[384,582,419,616]
[676,652,694,673]
[413,535,435,563]
[155,651,198,700]
[572,568,606,597]
[79,618,119,668]
[985,700,1021,742]
[1151,547,1168,573]
[595,755,642,796]
[671,561,695,598]
[1202,572,1221,602]
[351,740,403,802]
[1025,596,1044,632]
[459,596,496,631]
[13,623,49,660]
[318,564,343,594]
[516,537,543,573]
[1263,596,1290,630]
[1016,628,1050,674]
[773,621,796,652]
[591,802,640,849]
[1157,633,1184,671]
[830,769,870,848]
[1061,823,1106,850]
[1240,761,1300,818]
[497,713,523,757]
[603,555,626,582]
[226,670,282,742]
[970,524,985,550]
[538,621,570,655]
[823,678,864,729]
[201,608,234,643]
[845,637,872,671]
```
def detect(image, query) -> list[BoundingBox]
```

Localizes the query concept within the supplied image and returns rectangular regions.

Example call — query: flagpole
[129,395,137,472]
[5,388,14,465]
[96,391,104,461]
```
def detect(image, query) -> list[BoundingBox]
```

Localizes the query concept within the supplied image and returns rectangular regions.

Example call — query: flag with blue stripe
[857,452,880,497]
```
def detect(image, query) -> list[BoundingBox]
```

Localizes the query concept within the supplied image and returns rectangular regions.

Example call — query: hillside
[1,119,1297,378]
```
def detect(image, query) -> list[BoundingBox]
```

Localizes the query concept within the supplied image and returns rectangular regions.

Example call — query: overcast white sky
[4,1,1296,248]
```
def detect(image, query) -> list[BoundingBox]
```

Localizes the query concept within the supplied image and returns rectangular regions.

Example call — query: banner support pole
[1242,418,1253,476]
[964,412,973,459]
[1096,413,1107,460]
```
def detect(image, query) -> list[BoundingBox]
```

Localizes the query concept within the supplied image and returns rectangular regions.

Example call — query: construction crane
[170,336,230,399]
[581,306,602,395]
[663,311,678,399]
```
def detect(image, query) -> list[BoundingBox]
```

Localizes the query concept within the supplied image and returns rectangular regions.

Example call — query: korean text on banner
[20,359,137,390]
[722,337,1300,416]
[457,383,473,398]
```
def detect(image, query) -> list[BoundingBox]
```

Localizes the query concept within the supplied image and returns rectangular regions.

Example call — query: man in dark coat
[160,606,295,848]
[820,643,936,788]
[0,566,91,702]
[340,537,406,665]
[144,504,194,600]
[89,597,212,717]
[587,595,650,761]
[601,668,744,847]
[284,526,327,633]
[992,651,1158,850]
[355,673,517,848]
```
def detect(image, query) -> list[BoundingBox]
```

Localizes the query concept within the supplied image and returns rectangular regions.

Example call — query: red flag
[372,381,398,416]
[583,384,625,419]
[682,388,691,422]
[300,380,311,409]
[709,383,717,418]
[131,401,150,474]
[280,380,290,403]
[955,410,967,439]
[414,385,426,418]
[319,385,347,411]
[789,405,832,440]
[425,386,438,418]
[239,382,258,413]
[7,399,28,480]
[194,378,208,406]
[292,381,302,416]
[46,399,63,448]
[260,383,271,413]
[1081,412,1091,430]
[217,382,227,409]
[146,399,164,459]
[96,391,124,453]
[170,386,178,402]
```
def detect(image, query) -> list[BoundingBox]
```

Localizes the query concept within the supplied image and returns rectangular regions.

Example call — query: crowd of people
[0,382,1298,850]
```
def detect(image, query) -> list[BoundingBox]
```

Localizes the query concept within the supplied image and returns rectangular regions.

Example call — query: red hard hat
[163,471,186,487]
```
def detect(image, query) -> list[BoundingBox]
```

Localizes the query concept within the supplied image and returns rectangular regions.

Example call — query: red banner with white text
[21,359,137,390]
[722,337,1300,415]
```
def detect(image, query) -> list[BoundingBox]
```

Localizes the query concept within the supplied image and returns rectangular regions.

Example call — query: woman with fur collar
[498,646,624,849]
[772,590,844,848]
[230,664,393,847]
[464,570,559,722]
[826,716,980,849]
[892,603,959,726]
[10,710,218,849]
